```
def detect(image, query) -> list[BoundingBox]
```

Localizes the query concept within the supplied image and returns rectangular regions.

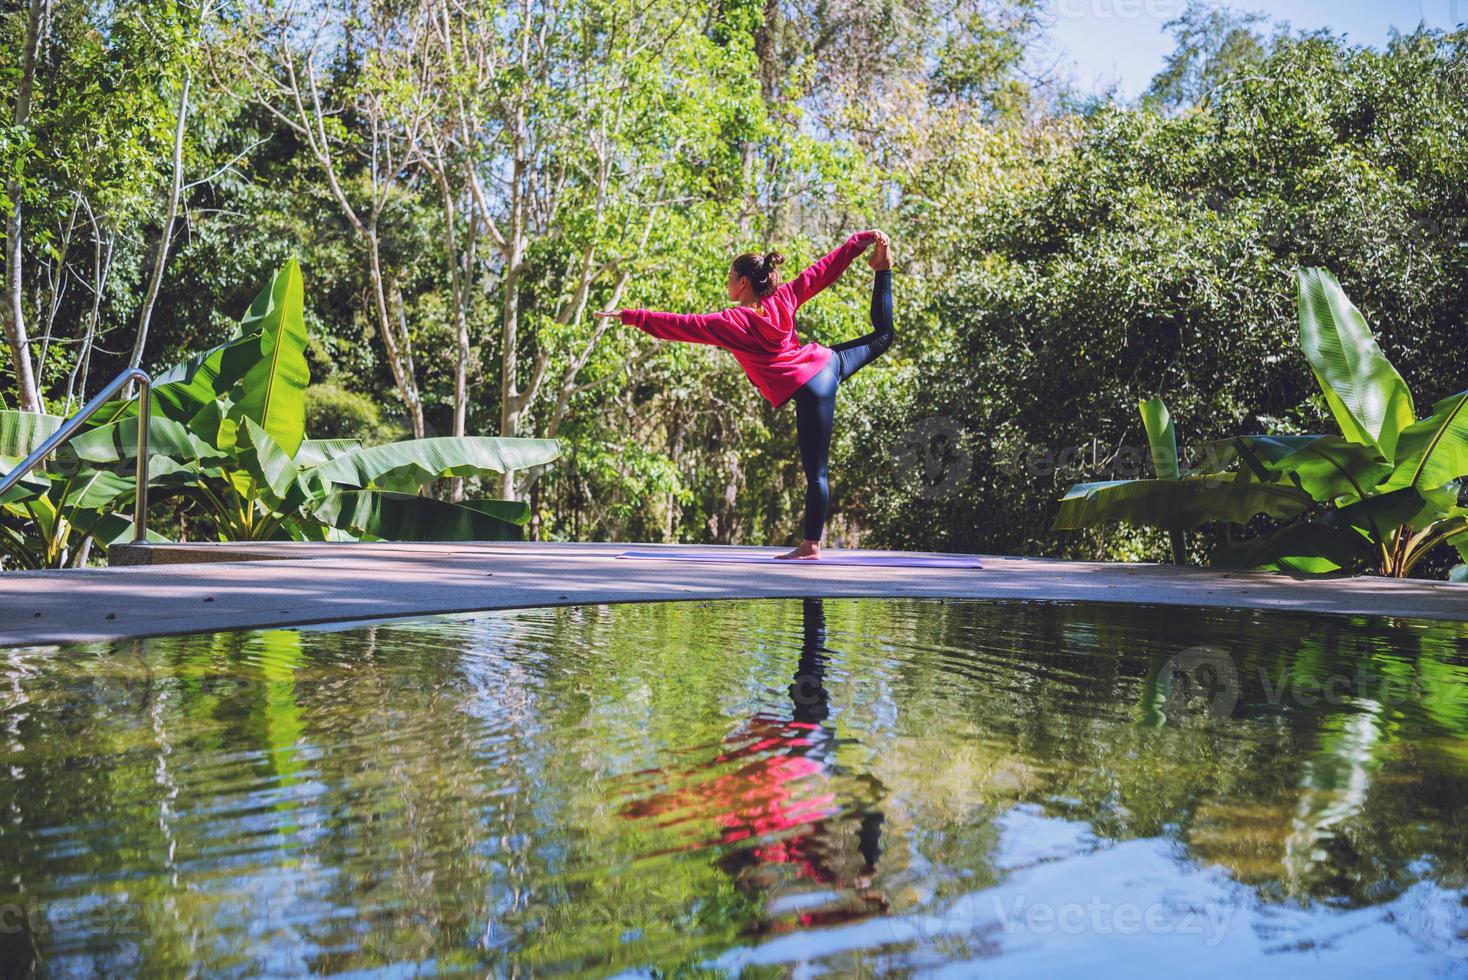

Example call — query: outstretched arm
[608,307,756,349]
[787,231,878,308]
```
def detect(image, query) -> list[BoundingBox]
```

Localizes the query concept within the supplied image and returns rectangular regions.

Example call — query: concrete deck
[3,541,1467,646]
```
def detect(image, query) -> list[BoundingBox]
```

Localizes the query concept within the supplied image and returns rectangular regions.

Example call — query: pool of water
[2,598,1467,977]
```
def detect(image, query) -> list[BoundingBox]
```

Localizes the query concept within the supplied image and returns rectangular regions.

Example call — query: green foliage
[5,0,1466,567]
[305,381,401,443]
[0,262,561,566]
[851,26,1468,571]
[1144,0,1271,110]
[1055,268,1468,579]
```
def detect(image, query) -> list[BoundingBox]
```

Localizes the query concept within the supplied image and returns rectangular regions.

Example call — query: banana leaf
[1200,434,1329,469]
[4,464,138,514]
[312,436,561,492]
[62,468,140,511]
[84,261,306,430]
[1324,485,1455,541]
[1052,474,1315,531]
[311,490,530,541]
[1140,397,1180,479]
[236,418,305,511]
[1139,396,1187,563]
[184,393,237,451]
[1213,521,1372,576]
[81,333,261,429]
[1447,523,1468,581]
[21,491,59,540]
[46,456,221,513]
[92,512,173,546]
[1383,388,1468,494]
[1204,434,1394,503]
[0,410,62,457]
[0,455,50,506]
[60,414,225,465]
[228,258,309,458]
[295,439,362,467]
[280,516,360,542]
[148,334,262,423]
[1297,267,1415,460]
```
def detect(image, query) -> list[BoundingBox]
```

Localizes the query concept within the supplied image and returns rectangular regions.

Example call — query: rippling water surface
[3,598,1468,977]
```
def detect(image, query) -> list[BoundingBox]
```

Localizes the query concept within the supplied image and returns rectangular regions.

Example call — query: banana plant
[0,411,172,569]
[77,259,561,543]
[1055,267,1468,579]
[1,258,562,567]
[1053,397,1316,565]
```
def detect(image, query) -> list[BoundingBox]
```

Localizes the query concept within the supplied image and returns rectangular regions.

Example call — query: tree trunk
[36,196,78,380]
[65,203,112,413]
[496,239,523,500]
[432,166,472,499]
[130,73,192,380]
[366,230,425,438]
[3,0,45,413]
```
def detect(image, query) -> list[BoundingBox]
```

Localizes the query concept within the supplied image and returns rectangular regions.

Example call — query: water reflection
[622,599,889,931]
[1,599,1467,976]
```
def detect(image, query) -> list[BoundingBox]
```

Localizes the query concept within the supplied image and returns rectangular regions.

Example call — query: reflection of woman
[620,599,887,931]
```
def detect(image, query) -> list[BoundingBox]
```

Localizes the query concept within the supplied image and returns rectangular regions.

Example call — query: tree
[1145,0,1270,111]
[846,28,1468,570]
[2,0,46,411]
[1,0,200,414]
[229,0,435,437]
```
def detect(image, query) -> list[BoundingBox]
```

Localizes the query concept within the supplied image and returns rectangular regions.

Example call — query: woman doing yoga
[594,230,894,560]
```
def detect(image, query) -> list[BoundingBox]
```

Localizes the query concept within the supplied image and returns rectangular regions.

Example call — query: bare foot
[775,540,821,560]
[868,232,891,271]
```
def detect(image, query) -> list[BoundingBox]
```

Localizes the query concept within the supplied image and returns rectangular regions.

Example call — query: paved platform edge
[2,541,1466,646]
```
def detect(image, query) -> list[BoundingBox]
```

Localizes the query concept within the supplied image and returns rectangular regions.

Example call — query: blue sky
[1037,0,1463,99]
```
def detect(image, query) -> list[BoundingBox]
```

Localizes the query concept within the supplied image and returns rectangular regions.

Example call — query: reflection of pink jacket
[620,231,877,408]
[618,712,839,882]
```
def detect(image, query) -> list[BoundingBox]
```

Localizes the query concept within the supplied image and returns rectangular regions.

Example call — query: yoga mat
[614,549,982,569]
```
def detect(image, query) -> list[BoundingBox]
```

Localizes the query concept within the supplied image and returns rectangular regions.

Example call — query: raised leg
[832,269,894,383]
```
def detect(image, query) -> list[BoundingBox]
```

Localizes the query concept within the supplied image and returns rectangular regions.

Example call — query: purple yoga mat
[614,549,982,568]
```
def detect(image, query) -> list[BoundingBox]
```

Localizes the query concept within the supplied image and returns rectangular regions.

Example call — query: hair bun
[763,251,786,270]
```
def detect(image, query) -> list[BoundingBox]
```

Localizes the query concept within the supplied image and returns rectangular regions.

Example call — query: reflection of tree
[1285,704,1385,892]
[869,602,1468,908]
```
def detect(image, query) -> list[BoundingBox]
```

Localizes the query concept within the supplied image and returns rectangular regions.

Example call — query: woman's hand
[592,310,621,320]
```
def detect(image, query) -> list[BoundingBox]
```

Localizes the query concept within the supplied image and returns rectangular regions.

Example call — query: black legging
[791,269,894,542]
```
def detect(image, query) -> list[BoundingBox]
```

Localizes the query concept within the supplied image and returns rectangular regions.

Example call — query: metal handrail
[0,368,152,543]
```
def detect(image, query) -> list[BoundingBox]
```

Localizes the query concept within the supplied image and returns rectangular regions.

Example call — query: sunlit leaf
[1297,267,1415,460]
[1053,474,1314,531]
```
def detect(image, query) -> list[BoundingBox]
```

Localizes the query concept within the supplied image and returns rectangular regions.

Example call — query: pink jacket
[620,231,877,408]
